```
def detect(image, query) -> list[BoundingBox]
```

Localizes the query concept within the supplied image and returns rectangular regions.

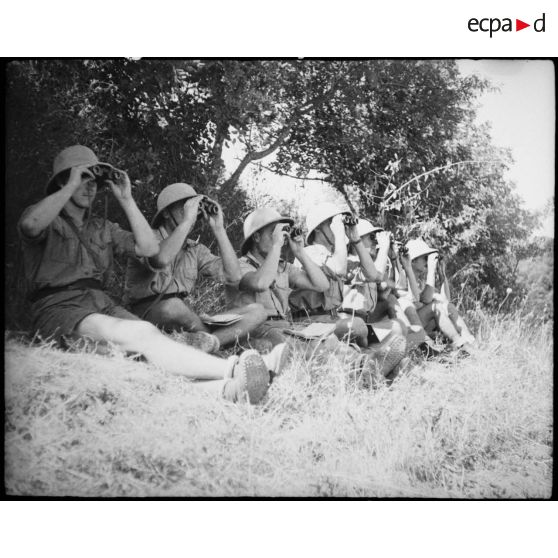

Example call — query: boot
[222,350,270,404]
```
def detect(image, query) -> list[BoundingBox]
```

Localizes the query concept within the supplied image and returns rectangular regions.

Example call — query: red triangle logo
[516,19,530,31]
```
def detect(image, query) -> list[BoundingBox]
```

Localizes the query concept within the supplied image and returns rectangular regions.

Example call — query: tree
[5,59,539,328]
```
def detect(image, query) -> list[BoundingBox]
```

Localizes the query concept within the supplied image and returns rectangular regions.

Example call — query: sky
[456,59,555,237]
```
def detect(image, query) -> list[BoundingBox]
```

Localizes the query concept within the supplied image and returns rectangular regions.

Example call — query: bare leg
[334,316,369,347]
[417,301,463,345]
[138,298,267,348]
[397,297,431,351]
[446,302,475,342]
[401,300,425,328]
[214,303,267,347]
[248,319,291,348]
[390,295,412,328]
[138,297,210,333]
[77,313,229,379]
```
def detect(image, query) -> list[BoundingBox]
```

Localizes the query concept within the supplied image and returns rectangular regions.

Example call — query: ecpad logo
[468,13,546,37]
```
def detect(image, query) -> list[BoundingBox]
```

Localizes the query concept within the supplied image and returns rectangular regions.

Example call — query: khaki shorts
[31,288,139,343]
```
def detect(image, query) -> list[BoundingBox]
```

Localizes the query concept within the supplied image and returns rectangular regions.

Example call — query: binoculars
[388,238,409,256]
[283,224,303,239]
[342,213,358,226]
[198,197,219,217]
[89,165,123,184]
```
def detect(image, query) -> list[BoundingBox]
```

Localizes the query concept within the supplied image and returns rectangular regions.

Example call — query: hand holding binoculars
[198,197,219,217]
[283,224,303,239]
[342,213,358,226]
[89,164,123,185]
[390,238,408,255]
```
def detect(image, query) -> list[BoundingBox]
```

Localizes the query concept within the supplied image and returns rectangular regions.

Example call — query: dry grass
[4,312,553,498]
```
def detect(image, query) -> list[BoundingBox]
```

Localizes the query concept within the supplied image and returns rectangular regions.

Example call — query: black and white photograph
[3,58,554,499]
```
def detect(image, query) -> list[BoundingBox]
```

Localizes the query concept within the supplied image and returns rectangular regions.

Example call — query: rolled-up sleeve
[197,244,227,283]
[17,207,48,245]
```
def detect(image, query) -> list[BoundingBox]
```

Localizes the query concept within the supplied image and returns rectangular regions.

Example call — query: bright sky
[456,59,555,237]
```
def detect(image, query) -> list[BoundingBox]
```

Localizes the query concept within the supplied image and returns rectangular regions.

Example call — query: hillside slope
[4,313,553,498]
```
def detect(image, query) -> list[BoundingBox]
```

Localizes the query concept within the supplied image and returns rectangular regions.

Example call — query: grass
[4,310,553,498]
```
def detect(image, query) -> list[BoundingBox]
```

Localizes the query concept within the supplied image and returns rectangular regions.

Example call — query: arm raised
[346,224,382,282]
[239,224,286,292]
[289,234,329,292]
[108,172,159,258]
[148,196,201,269]
[204,200,241,284]
[19,166,90,238]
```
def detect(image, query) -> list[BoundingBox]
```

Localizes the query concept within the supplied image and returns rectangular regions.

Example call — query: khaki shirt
[226,252,306,318]
[342,255,378,314]
[125,230,228,303]
[289,244,344,312]
[18,210,136,292]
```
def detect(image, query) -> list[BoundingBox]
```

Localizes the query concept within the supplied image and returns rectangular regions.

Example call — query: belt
[267,314,288,321]
[291,307,338,320]
[28,279,103,303]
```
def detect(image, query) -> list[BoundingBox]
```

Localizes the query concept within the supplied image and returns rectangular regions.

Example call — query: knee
[245,303,268,325]
[447,302,459,316]
[349,317,368,339]
[433,300,449,317]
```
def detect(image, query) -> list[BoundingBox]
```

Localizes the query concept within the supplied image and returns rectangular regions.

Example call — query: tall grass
[4,311,553,498]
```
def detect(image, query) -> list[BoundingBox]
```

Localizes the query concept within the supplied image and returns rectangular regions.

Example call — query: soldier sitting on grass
[18,146,271,405]
[227,207,375,381]
[227,207,329,347]
[404,239,477,354]
[344,220,440,356]
[125,183,268,353]
[290,203,408,380]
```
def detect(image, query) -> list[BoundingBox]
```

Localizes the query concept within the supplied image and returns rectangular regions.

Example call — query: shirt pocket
[47,226,81,264]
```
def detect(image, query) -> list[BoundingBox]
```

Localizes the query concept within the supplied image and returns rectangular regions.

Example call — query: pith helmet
[46,145,113,194]
[241,207,293,255]
[345,219,384,244]
[305,201,350,243]
[406,238,438,261]
[152,183,198,226]
[356,219,383,238]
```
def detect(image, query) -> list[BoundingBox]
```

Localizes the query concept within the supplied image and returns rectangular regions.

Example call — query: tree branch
[207,120,228,185]
[251,162,328,182]
[220,121,295,191]
[219,78,342,192]
[383,159,501,204]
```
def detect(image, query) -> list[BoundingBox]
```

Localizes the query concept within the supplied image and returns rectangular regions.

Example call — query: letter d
[534,13,545,32]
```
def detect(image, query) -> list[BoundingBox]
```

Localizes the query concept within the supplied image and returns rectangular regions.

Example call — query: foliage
[516,237,554,321]
[5,59,543,329]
